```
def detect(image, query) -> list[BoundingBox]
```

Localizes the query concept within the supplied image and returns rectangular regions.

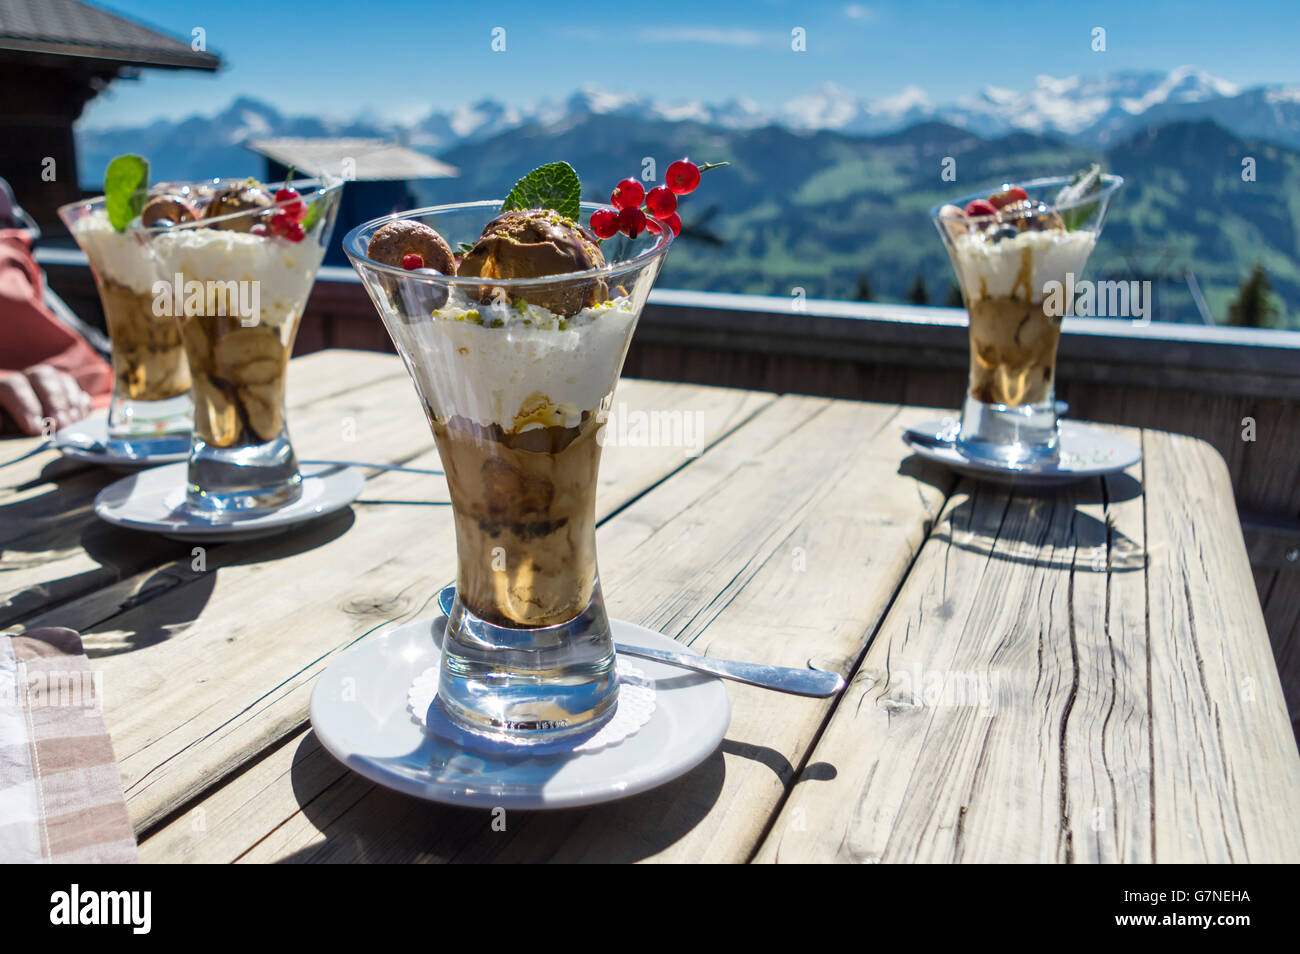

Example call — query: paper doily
[407,659,656,755]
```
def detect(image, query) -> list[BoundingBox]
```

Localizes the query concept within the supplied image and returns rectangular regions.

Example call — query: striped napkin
[0,627,137,863]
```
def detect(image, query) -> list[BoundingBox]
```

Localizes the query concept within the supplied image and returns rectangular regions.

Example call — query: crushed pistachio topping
[430,286,632,331]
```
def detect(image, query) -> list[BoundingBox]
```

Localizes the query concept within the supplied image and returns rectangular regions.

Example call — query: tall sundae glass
[142,177,342,515]
[931,172,1123,464]
[59,196,192,455]
[346,200,673,742]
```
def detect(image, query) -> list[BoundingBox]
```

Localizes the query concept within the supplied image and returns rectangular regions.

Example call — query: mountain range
[72,67,1300,327]
[77,66,1300,181]
[73,68,1300,184]
[431,115,1300,328]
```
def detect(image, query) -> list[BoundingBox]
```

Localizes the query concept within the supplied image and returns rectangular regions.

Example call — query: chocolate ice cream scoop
[141,193,200,228]
[366,220,456,275]
[203,183,274,231]
[458,208,608,316]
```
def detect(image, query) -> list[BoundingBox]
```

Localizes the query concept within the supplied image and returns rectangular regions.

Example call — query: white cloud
[638,27,763,47]
[844,4,875,21]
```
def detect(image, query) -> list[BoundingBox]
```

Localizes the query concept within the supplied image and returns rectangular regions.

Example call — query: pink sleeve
[0,232,113,407]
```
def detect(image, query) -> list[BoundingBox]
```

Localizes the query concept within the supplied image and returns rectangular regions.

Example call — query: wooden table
[4,349,1299,863]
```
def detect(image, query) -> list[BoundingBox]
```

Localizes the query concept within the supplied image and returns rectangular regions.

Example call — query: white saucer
[310,616,731,810]
[903,418,1142,487]
[93,461,365,541]
[54,415,189,468]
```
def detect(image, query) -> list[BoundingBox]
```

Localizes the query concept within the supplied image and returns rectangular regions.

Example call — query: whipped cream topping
[72,210,157,294]
[399,287,637,433]
[149,227,326,328]
[952,228,1097,303]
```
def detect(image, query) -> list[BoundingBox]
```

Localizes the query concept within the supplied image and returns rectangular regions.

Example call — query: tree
[905,273,929,306]
[1226,264,1280,329]
[943,283,965,308]
[853,272,873,302]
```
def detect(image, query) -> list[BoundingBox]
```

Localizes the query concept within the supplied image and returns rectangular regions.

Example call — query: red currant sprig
[267,179,309,243]
[589,158,727,240]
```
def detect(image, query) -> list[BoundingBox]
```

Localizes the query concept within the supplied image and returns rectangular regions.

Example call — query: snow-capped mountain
[780,82,936,135]
[775,67,1247,140]
[942,66,1240,136]
[76,67,1300,186]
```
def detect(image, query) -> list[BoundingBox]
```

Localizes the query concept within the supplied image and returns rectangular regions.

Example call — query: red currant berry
[644,218,662,235]
[617,206,647,238]
[965,199,998,217]
[662,212,682,236]
[589,208,619,239]
[645,185,677,217]
[250,223,268,237]
[611,178,645,211]
[988,185,1028,210]
[269,211,292,235]
[402,253,425,270]
[665,160,701,195]
[281,221,305,243]
[275,187,306,222]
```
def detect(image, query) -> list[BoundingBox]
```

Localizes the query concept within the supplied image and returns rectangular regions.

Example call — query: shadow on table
[904,461,1146,573]
[0,466,113,541]
[0,448,93,484]
[897,453,960,500]
[76,565,218,658]
[277,730,739,863]
[68,509,357,657]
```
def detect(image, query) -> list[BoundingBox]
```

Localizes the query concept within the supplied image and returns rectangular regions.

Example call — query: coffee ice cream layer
[435,414,603,628]
[967,298,1061,406]
[100,281,191,401]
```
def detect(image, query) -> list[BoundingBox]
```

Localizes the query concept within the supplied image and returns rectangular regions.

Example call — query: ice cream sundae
[933,167,1123,462]
[138,168,342,513]
[59,158,194,452]
[367,208,627,630]
[346,158,722,740]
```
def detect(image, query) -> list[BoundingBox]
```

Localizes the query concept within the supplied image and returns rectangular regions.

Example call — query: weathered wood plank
[756,429,1300,863]
[1141,430,1300,862]
[0,358,426,628]
[10,375,771,835]
[140,400,956,863]
[0,349,405,503]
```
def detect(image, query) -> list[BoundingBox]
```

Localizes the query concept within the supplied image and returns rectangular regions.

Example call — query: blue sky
[82,0,1300,127]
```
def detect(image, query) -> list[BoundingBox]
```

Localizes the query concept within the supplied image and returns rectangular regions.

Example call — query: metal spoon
[435,585,845,698]
[301,459,443,476]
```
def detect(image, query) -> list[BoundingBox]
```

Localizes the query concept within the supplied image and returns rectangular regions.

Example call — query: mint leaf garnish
[1056,163,1103,231]
[104,154,150,232]
[501,161,581,220]
[300,196,324,234]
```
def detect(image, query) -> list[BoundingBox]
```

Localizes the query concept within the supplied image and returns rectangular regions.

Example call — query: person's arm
[1,231,111,436]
